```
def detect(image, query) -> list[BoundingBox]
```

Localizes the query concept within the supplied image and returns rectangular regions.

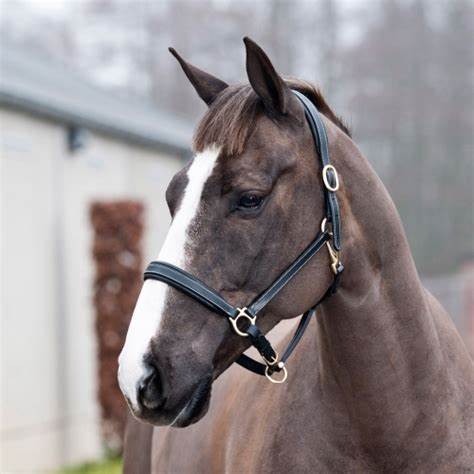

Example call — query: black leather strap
[281,308,315,362]
[247,231,329,316]
[144,262,238,319]
[293,90,342,251]
[236,353,267,375]
[246,324,278,364]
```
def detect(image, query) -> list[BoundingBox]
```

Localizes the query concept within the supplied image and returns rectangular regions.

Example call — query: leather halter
[143,90,344,383]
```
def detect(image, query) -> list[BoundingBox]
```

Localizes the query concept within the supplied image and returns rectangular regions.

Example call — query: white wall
[0,108,184,471]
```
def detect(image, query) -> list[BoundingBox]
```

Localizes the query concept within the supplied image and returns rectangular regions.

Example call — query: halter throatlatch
[143,90,344,384]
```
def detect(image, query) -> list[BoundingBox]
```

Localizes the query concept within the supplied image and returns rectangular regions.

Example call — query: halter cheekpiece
[143,90,344,384]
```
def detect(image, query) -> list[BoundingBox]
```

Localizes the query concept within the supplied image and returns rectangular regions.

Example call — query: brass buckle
[320,217,330,233]
[265,362,288,384]
[230,307,256,337]
[262,351,279,366]
[322,164,340,192]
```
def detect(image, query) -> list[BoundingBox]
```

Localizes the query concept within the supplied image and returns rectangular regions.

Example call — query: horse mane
[193,78,351,156]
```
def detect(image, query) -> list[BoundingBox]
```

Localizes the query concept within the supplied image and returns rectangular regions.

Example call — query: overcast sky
[6,0,369,16]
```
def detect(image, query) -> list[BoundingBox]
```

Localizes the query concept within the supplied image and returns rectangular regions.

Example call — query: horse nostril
[138,366,164,411]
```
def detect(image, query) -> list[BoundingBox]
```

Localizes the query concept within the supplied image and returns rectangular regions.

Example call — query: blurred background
[1,0,473,471]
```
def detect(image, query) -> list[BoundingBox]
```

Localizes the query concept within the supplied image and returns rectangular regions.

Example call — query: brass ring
[230,307,256,337]
[320,217,334,237]
[322,164,340,192]
[265,364,288,384]
[320,217,328,233]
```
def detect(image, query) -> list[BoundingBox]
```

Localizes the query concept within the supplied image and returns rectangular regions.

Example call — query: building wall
[0,108,184,471]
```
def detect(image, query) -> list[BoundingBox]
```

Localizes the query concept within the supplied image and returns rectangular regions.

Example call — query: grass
[60,457,122,474]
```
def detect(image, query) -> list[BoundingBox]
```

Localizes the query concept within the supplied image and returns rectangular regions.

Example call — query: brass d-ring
[265,363,288,384]
[230,307,256,337]
[321,217,328,233]
[322,164,340,192]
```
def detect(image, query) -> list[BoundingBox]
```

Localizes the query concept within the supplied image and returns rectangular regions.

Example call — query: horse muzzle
[118,354,213,427]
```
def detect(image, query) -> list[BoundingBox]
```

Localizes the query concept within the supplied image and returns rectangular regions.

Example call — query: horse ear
[169,47,228,106]
[243,37,292,116]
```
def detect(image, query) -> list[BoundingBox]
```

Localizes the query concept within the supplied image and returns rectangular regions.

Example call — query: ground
[60,457,122,474]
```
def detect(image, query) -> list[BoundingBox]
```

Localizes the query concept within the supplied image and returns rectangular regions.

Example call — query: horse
[118,37,474,473]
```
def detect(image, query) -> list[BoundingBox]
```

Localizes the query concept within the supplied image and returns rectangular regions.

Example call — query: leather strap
[144,262,238,319]
[281,308,315,362]
[246,324,278,365]
[293,90,342,251]
[248,231,329,316]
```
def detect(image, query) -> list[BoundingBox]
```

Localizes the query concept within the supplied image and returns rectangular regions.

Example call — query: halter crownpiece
[143,90,344,384]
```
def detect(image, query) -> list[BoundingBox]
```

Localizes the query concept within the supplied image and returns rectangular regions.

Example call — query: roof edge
[0,91,192,157]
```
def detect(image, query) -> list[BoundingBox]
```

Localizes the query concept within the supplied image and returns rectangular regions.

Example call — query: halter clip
[321,218,341,275]
[326,242,341,275]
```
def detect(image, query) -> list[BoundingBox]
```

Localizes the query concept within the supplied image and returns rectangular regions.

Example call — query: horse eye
[237,193,264,210]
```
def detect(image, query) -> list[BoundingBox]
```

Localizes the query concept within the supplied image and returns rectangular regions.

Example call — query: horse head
[118,38,345,427]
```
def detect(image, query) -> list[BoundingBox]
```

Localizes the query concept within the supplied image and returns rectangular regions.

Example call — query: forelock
[193,84,260,156]
[192,79,351,157]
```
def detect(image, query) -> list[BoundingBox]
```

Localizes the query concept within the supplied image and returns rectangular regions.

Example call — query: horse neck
[312,124,446,442]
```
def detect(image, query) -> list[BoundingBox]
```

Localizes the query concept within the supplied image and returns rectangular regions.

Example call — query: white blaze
[118,146,220,409]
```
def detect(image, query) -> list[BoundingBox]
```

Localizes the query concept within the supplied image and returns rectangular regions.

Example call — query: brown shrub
[90,201,144,453]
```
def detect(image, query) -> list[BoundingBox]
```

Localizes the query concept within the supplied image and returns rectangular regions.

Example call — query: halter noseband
[143,90,344,384]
